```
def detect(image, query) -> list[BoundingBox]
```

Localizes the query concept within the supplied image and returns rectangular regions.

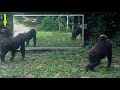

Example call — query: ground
[0,23,119,78]
[0,45,120,78]
[13,23,30,37]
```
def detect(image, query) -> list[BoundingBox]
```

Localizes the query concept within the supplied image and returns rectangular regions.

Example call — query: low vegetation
[0,46,119,78]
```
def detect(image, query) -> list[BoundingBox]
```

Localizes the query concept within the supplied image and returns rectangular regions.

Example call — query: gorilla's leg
[1,45,8,62]
[10,51,16,61]
[26,40,29,47]
[20,42,25,60]
[74,32,77,40]
[33,36,36,47]
[107,52,112,69]
[1,50,8,62]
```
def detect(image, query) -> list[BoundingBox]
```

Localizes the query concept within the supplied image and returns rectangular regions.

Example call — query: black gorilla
[0,29,36,62]
[24,29,36,47]
[86,34,112,72]
[71,27,82,40]
[1,33,26,62]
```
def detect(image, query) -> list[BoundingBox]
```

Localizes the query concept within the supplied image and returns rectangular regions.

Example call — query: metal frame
[13,14,84,48]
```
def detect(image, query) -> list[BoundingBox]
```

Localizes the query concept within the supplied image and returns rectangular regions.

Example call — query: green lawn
[0,46,120,78]
[0,31,120,78]
[28,31,82,47]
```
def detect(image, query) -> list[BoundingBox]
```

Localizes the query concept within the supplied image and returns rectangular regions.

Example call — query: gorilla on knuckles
[86,34,113,72]
[71,26,82,40]
[24,29,36,47]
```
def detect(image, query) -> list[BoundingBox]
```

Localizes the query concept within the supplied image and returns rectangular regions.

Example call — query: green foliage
[36,16,69,32]
[37,16,58,31]
[94,20,105,38]
[14,16,23,24]
[84,12,120,41]
[112,32,120,47]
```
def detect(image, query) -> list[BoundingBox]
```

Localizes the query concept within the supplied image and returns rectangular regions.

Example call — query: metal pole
[82,15,84,46]
[66,16,69,31]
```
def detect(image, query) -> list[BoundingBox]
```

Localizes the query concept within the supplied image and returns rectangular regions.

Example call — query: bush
[36,16,69,32]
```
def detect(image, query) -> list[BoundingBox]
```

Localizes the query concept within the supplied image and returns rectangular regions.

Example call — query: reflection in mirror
[13,14,84,47]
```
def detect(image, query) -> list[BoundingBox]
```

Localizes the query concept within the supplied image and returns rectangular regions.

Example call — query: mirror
[13,14,84,48]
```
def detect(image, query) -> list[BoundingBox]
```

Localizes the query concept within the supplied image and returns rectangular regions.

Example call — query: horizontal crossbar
[17,47,81,51]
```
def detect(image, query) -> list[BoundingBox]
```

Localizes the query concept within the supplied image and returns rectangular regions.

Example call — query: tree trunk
[0,12,13,38]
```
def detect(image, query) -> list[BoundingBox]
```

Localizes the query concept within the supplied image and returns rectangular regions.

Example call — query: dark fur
[1,33,26,62]
[24,29,36,47]
[86,35,112,72]
[0,29,36,62]
[71,27,82,40]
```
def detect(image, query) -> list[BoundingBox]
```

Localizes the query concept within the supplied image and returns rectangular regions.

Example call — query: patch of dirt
[13,24,31,37]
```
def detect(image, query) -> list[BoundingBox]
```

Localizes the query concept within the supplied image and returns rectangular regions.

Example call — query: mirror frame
[13,14,84,50]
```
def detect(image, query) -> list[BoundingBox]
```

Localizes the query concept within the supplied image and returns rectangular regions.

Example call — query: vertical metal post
[66,16,69,31]
[58,16,61,31]
[72,16,74,31]
[82,15,84,46]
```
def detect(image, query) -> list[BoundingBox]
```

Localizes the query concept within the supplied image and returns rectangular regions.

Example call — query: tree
[84,12,120,42]
[0,12,14,38]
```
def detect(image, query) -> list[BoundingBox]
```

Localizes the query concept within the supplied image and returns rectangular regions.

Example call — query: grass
[0,31,120,78]
[28,31,82,47]
[0,46,120,78]
[0,48,87,78]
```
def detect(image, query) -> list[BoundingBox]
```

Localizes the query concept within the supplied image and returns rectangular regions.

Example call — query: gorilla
[71,26,82,40]
[24,29,36,47]
[86,34,113,72]
[0,33,26,62]
[0,29,36,62]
